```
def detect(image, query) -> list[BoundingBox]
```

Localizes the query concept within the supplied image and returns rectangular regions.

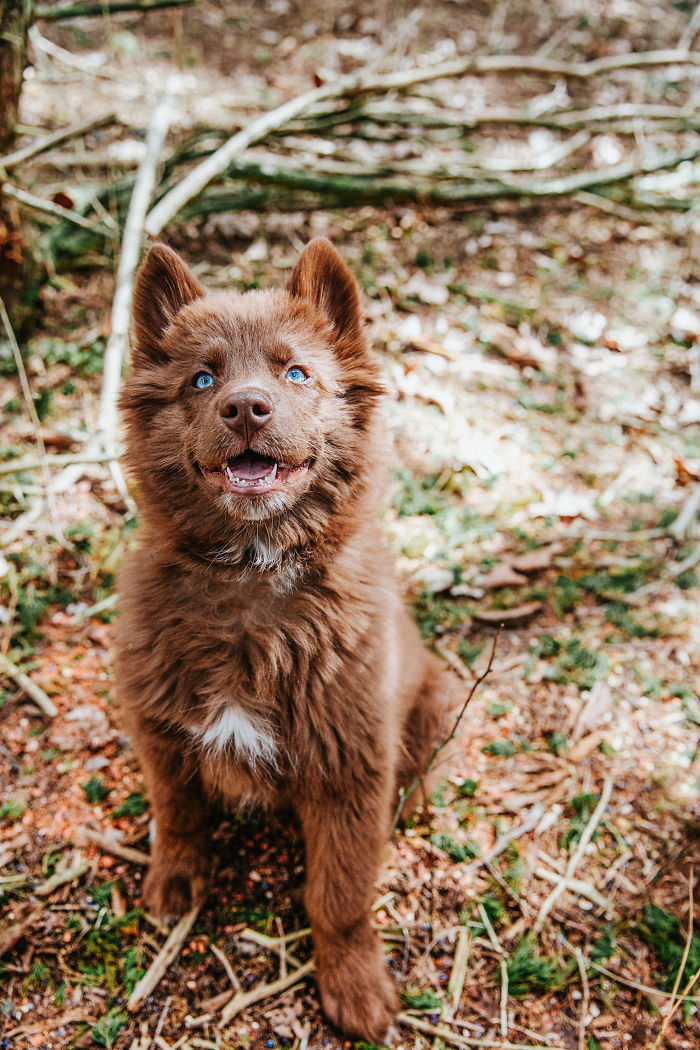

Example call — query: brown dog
[115,239,457,1041]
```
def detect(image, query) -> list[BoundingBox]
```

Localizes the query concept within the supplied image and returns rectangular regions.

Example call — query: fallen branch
[179,144,700,216]
[0,653,58,717]
[651,869,696,1049]
[0,113,117,170]
[97,91,174,462]
[128,905,201,1011]
[0,904,45,956]
[2,182,112,232]
[219,957,314,1025]
[392,627,501,829]
[35,859,90,896]
[591,961,700,1004]
[145,49,700,235]
[0,450,119,477]
[534,867,614,915]
[535,775,613,932]
[463,804,545,875]
[574,947,590,1050]
[82,827,150,866]
[397,1012,569,1049]
[36,0,193,19]
[446,926,471,1018]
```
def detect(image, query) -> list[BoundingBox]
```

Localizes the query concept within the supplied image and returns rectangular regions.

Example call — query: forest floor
[1,2,699,1049]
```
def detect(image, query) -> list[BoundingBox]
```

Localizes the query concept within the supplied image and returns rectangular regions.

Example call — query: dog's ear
[288,238,362,345]
[132,244,205,364]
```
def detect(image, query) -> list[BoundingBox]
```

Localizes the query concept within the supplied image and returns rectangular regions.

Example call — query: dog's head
[121,239,383,565]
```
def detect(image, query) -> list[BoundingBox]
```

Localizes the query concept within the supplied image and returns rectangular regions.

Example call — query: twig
[679,1,700,50]
[210,944,241,995]
[219,957,314,1024]
[97,92,174,465]
[36,0,193,19]
[446,926,470,1018]
[212,145,700,205]
[128,905,201,1011]
[82,827,150,866]
[463,804,544,875]
[0,653,58,717]
[0,297,61,541]
[478,902,503,954]
[533,867,614,915]
[0,450,119,476]
[669,485,700,540]
[499,958,509,1038]
[1,182,111,232]
[534,775,613,932]
[145,50,700,235]
[0,904,45,956]
[574,947,590,1050]
[35,859,90,896]
[393,627,500,829]
[397,1013,569,1049]
[591,961,700,1003]
[0,113,117,170]
[28,26,113,78]
[651,868,695,1049]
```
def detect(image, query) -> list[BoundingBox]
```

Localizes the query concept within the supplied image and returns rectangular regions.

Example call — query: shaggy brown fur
[116,239,458,1041]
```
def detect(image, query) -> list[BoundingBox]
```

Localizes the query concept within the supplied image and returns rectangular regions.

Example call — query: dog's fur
[116,239,457,1040]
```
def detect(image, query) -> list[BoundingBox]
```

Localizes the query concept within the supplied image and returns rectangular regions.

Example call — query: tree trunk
[0,0,37,326]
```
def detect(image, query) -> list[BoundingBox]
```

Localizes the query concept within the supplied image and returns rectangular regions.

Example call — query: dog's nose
[220,387,273,435]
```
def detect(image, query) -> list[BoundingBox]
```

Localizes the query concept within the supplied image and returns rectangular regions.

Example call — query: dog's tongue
[230,451,276,480]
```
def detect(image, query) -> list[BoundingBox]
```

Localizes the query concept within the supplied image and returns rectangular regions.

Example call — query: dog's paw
[316,935,399,1042]
[142,854,209,920]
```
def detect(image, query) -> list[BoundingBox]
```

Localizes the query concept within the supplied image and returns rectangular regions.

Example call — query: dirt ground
[1,2,699,1049]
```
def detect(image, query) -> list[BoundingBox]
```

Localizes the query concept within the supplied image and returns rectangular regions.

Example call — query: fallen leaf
[478,564,528,588]
[472,601,542,624]
[511,544,563,573]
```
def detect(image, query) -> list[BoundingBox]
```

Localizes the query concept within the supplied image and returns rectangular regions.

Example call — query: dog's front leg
[298,788,399,1041]
[130,721,212,920]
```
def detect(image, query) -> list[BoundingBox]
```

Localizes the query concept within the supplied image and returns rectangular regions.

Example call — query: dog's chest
[189,705,278,769]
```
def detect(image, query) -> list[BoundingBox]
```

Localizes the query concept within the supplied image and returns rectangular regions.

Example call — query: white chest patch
[192,706,277,768]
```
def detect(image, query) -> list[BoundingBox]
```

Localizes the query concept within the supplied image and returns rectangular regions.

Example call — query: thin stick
[35,860,90,896]
[97,91,174,464]
[397,1013,569,1049]
[393,627,501,828]
[128,905,201,1011]
[447,926,471,1018]
[652,869,695,1049]
[0,653,58,717]
[2,182,113,233]
[533,868,614,914]
[591,961,700,1003]
[36,0,193,19]
[0,297,59,538]
[463,804,544,875]
[499,958,509,1037]
[219,957,314,1024]
[574,947,589,1050]
[145,50,700,235]
[82,828,150,866]
[210,944,241,994]
[0,113,117,170]
[534,775,613,932]
[669,486,700,540]
[0,450,119,476]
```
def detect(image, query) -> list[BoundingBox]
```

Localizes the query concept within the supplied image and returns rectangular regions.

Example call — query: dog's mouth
[198,449,312,495]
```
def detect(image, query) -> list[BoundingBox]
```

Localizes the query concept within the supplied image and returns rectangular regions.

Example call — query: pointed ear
[287,238,363,344]
[132,244,205,364]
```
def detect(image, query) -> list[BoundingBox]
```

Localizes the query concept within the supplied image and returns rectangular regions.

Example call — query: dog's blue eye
[286,366,307,383]
[193,372,214,389]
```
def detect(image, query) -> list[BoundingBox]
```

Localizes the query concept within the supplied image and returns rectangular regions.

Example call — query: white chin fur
[218,490,289,521]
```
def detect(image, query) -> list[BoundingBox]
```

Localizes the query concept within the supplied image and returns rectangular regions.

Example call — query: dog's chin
[217,489,292,522]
